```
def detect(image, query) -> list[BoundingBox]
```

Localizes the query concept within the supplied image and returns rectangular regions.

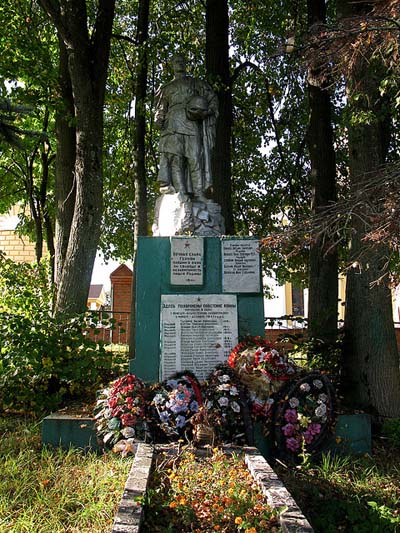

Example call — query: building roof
[110,264,133,279]
[88,284,105,299]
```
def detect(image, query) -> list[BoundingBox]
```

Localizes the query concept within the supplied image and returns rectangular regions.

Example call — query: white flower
[315,404,327,417]
[153,394,164,405]
[122,427,135,438]
[256,352,265,362]
[289,397,299,408]
[300,383,311,392]
[218,397,229,407]
[318,393,328,403]
[206,400,213,409]
[230,401,241,413]
[218,384,231,392]
[313,379,323,389]
[229,386,239,396]
[218,374,230,383]
[266,398,275,405]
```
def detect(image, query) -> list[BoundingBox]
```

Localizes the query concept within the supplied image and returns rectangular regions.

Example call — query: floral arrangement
[149,371,202,441]
[94,373,149,449]
[273,372,335,457]
[199,364,252,445]
[227,336,297,416]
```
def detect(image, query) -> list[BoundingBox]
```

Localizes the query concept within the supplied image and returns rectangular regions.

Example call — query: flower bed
[112,444,314,533]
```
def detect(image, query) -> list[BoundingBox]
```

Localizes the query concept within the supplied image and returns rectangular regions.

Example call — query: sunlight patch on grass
[0,416,130,533]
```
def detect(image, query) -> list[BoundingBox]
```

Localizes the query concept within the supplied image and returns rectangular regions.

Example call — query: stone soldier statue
[155,54,218,203]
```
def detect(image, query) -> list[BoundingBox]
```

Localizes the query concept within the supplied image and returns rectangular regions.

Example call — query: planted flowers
[141,446,281,533]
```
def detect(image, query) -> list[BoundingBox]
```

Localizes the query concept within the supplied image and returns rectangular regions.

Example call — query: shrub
[381,418,400,448]
[0,256,117,414]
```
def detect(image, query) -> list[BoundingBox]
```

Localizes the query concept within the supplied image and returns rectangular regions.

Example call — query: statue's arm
[154,87,167,129]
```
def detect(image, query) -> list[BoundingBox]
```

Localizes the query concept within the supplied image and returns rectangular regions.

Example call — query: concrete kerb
[112,443,313,533]
[112,443,154,533]
[245,451,314,533]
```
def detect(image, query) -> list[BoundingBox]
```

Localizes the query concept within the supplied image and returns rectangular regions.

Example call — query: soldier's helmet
[186,95,208,121]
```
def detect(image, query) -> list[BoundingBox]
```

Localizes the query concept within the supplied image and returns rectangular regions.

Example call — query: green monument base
[130,236,265,382]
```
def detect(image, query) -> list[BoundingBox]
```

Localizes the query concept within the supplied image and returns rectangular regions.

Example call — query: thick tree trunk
[39,0,116,315]
[129,0,150,358]
[206,0,234,234]
[55,106,104,313]
[54,37,76,288]
[340,0,400,417]
[306,0,338,344]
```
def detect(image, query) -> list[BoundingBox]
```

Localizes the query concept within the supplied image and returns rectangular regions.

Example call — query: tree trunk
[206,0,234,234]
[133,0,149,242]
[39,0,116,315]
[339,0,400,417]
[54,36,76,288]
[129,0,150,358]
[306,0,338,344]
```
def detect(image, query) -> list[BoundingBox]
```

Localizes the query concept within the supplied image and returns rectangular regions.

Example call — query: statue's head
[171,54,186,75]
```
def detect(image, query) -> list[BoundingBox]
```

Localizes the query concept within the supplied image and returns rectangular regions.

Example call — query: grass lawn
[1,415,399,533]
[275,439,400,532]
[0,415,131,533]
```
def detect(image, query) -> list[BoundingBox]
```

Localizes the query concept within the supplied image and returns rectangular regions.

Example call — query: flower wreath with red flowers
[227,336,298,410]
[94,373,149,448]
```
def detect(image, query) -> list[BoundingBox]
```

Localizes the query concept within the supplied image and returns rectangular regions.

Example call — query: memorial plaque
[170,237,204,285]
[160,294,238,380]
[222,239,261,293]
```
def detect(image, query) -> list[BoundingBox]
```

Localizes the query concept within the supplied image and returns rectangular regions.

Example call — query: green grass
[275,441,400,532]
[0,416,131,533]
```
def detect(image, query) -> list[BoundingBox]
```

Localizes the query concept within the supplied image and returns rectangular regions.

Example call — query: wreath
[94,374,149,449]
[148,371,202,441]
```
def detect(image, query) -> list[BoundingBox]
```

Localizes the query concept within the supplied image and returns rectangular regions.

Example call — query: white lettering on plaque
[170,237,204,285]
[222,239,261,293]
[160,294,238,381]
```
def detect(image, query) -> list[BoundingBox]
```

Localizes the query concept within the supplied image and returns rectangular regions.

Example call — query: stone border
[112,444,313,533]
[245,450,313,532]
[112,443,154,533]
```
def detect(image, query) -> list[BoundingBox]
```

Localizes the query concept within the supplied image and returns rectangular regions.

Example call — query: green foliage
[0,257,121,414]
[276,443,400,533]
[381,418,400,448]
[287,335,343,387]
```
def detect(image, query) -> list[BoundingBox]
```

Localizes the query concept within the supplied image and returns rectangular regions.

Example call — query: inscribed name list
[170,237,204,285]
[160,294,238,381]
[222,239,261,293]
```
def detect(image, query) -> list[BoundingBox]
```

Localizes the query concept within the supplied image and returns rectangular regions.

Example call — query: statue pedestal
[152,194,225,237]
[130,236,264,382]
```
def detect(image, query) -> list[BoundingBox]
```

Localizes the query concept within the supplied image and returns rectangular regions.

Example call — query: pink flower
[308,423,321,436]
[286,437,300,451]
[303,430,314,444]
[284,408,298,423]
[282,423,296,437]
